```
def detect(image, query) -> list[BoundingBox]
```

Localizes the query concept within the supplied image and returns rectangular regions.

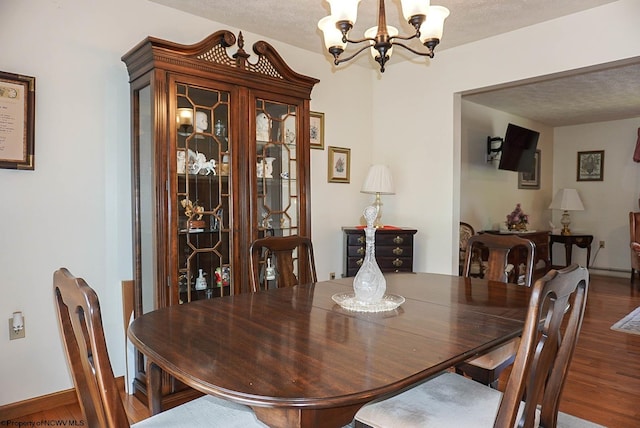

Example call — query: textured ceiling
[464,61,640,127]
[150,0,640,127]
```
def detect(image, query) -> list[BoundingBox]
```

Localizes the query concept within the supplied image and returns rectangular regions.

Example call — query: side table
[549,234,593,268]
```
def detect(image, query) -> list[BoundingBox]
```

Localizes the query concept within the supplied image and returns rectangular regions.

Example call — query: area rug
[611,306,640,335]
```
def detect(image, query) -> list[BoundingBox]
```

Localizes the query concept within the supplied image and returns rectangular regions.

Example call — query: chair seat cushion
[133,395,268,427]
[464,337,520,370]
[355,372,535,428]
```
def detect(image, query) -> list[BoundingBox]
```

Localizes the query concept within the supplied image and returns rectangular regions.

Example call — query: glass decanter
[353,205,386,304]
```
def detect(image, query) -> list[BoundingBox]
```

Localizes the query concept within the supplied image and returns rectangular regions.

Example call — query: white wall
[460,101,554,232]
[372,0,640,275]
[0,0,373,405]
[552,118,640,273]
[3,0,640,407]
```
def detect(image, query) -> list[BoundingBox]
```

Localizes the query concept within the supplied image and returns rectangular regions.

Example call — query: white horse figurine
[191,152,217,175]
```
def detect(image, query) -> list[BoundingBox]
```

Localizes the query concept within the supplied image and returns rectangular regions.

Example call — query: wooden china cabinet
[122,30,318,403]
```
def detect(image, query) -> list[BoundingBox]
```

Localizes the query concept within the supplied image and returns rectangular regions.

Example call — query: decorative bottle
[195,269,207,290]
[265,258,276,280]
[353,206,386,304]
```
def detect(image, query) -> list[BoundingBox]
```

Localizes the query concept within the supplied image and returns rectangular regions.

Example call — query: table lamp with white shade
[549,188,584,235]
[361,165,395,228]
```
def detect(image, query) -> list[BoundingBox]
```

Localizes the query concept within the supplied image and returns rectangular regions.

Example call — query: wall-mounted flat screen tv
[498,123,540,174]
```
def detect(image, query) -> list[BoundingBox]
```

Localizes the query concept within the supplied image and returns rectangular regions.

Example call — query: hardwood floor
[557,273,640,427]
[6,274,640,427]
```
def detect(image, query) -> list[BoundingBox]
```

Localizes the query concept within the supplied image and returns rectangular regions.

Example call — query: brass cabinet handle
[356,258,363,266]
[358,236,365,244]
[357,247,365,255]
[392,247,403,255]
[393,236,404,244]
[392,258,403,267]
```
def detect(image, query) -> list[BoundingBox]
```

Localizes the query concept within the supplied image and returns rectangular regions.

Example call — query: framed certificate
[0,71,35,170]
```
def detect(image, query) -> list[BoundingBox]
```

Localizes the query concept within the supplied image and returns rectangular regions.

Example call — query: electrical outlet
[329,272,336,280]
[599,240,605,249]
[9,317,25,340]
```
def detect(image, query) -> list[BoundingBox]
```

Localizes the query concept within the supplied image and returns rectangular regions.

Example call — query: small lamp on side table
[549,188,584,235]
[361,165,395,228]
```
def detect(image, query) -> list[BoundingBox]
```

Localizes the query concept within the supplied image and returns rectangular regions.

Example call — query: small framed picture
[309,111,324,150]
[327,146,350,183]
[518,150,541,189]
[0,71,35,170]
[577,150,604,181]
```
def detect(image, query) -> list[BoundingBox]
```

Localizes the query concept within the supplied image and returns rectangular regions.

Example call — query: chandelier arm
[391,41,435,58]
[334,44,375,65]
[388,33,419,43]
[344,36,377,45]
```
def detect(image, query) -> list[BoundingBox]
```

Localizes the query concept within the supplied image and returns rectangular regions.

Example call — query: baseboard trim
[0,376,125,420]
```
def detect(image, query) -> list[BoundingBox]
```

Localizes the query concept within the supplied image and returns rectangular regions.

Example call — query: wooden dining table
[128,272,533,428]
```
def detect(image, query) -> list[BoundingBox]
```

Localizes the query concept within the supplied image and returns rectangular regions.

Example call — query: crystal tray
[331,293,405,313]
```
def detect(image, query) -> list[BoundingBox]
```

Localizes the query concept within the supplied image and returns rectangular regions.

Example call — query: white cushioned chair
[354,264,589,428]
[53,267,268,428]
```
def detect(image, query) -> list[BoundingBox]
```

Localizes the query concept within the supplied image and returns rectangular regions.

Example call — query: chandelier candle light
[318,0,450,73]
[361,164,395,228]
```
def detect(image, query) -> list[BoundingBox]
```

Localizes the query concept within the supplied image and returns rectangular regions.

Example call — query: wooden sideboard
[342,227,418,277]
[481,230,551,272]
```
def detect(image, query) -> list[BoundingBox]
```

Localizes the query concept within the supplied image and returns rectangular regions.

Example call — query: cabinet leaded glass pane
[255,99,300,288]
[176,83,231,303]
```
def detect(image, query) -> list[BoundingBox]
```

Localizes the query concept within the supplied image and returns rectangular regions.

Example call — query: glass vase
[353,206,386,304]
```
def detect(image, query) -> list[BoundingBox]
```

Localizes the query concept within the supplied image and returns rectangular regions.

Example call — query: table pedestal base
[252,403,362,428]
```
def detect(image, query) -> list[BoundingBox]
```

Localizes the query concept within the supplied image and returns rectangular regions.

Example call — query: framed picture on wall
[309,111,324,150]
[327,146,350,183]
[518,150,541,189]
[577,150,604,181]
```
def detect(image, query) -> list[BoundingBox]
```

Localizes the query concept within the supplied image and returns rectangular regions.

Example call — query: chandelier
[318,0,449,73]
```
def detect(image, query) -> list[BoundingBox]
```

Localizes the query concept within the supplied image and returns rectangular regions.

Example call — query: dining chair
[629,212,640,284]
[459,222,477,275]
[456,232,536,388]
[464,233,536,286]
[354,264,589,428]
[249,235,317,292]
[53,268,268,428]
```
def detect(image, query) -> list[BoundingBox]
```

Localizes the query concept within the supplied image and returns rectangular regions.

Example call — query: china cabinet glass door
[254,98,303,289]
[174,80,232,303]
[255,98,299,237]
